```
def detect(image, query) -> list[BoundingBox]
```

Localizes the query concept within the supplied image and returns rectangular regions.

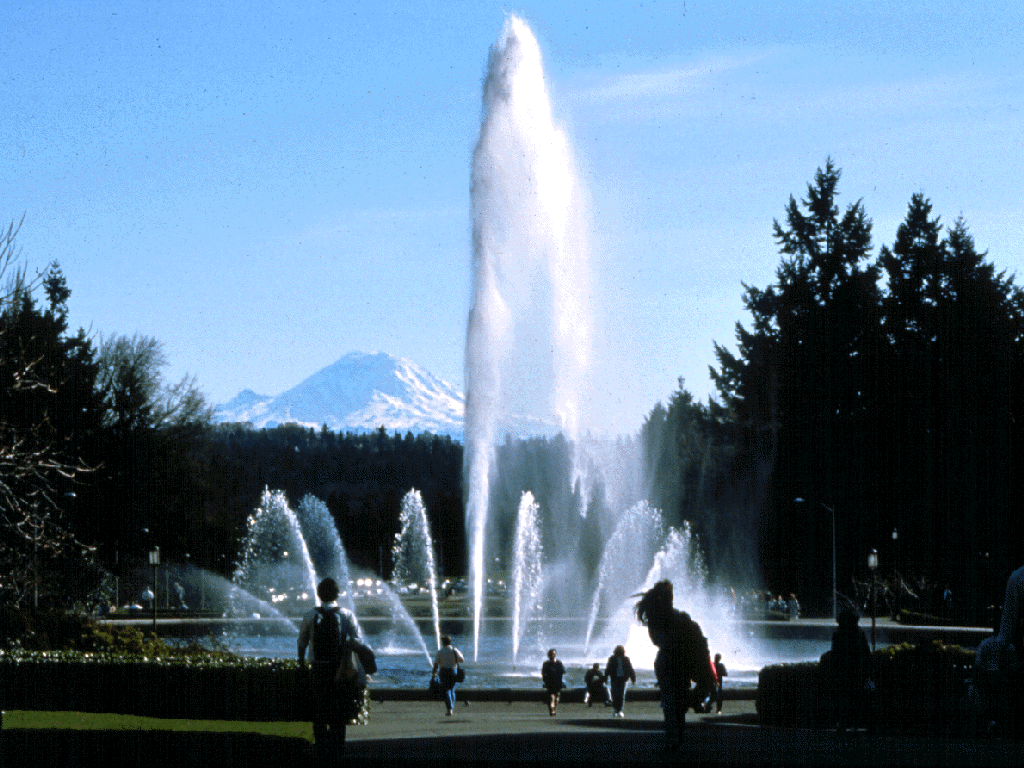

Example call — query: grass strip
[3,711,313,740]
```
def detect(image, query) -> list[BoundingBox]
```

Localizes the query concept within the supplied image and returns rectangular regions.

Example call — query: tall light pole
[795,498,837,621]
[891,528,899,620]
[149,546,160,633]
[868,548,879,652]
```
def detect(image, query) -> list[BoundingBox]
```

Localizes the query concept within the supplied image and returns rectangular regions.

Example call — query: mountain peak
[214,352,465,438]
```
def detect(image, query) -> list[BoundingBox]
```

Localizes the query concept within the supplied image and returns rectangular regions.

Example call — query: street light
[891,529,899,620]
[148,547,161,633]
[868,548,879,652]
[795,498,837,621]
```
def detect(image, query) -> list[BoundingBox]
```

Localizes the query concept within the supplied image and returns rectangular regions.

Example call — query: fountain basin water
[160,616,850,691]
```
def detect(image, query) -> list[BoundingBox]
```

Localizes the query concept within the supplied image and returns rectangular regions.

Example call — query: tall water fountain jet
[393,489,442,651]
[511,491,544,665]
[583,501,666,654]
[233,488,319,614]
[297,493,358,620]
[458,17,765,679]
[230,489,430,663]
[465,14,591,659]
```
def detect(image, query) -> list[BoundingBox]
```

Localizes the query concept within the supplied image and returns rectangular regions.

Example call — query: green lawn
[3,710,313,740]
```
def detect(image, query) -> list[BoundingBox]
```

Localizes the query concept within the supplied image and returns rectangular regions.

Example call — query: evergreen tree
[711,161,882,606]
[0,221,103,606]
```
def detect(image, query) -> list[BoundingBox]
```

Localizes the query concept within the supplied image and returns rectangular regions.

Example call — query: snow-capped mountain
[214,352,465,438]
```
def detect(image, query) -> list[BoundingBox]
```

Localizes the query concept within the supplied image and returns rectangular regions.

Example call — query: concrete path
[6,697,1024,767]
[344,698,1024,767]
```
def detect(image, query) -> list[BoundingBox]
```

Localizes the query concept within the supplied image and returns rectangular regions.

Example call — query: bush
[0,650,371,724]
[0,607,232,660]
[895,609,954,627]
[0,609,371,724]
[757,641,975,735]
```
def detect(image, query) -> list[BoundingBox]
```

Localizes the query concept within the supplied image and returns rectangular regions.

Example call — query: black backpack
[313,606,343,665]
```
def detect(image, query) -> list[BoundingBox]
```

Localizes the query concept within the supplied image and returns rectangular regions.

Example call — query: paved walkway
[343,698,1024,767]
[8,697,1024,768]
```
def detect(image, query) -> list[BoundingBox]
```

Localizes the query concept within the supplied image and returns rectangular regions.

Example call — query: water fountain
[178,15,818,687]
[583,501,666,654]
[227,488,430,662]
[297,493,357,619]
[465,13,591,660]
[462,15,760,675]
[232,488,318,616]
[511,492,544,665]
[392,489,442,651]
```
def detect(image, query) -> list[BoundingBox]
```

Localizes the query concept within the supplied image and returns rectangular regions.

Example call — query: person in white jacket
[432,634,465,715]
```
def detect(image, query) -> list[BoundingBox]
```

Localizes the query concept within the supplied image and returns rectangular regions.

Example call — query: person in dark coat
[827,606,872,731]
[541,648,566,715]
[605,645,637,717]
[635,580,715,751]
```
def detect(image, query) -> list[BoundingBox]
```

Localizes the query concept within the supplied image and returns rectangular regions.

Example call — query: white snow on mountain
[214,352,466,439]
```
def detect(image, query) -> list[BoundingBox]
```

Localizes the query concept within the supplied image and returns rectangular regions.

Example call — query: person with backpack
[298,577,363,757]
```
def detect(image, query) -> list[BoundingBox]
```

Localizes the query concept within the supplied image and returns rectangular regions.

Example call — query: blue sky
[3,1,1022,435]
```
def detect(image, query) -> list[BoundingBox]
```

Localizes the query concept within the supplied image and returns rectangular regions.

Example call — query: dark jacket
[649,608,714,696]
[585,667,607,690]
[606,654,636,684]
[542,659,566,692]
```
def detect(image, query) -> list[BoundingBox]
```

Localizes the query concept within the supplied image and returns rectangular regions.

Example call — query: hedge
[0,650,370,725]
[757,641,983,735]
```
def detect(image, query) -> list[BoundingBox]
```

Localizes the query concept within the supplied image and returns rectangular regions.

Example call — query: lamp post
[31,512,40,609]
[795,498,837,621]
[149,546,160,633]
[891,529,899,620]
[868,548,879,652]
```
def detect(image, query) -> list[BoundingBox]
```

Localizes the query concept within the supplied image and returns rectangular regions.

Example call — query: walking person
[713,653,728,714]
[432,635,465,716]
[541,648,566,715]
[605,645,636,717]
[298,577,363,758]
[635,580,715,751]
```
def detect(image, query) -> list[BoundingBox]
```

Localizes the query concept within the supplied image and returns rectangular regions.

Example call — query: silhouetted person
[605,645,636,717]
[713,653,728,714]
[973,566,1024,735]
[827,606,871,731]
[541,648,566,715]
[298,577,362,758]
[635,580,714,750]
[431,634,464,716]
[584,662,610,707]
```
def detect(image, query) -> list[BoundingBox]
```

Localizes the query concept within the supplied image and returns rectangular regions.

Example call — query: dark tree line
[639,387,757,588]
[189,424,464,579]
[707,161,1024,620]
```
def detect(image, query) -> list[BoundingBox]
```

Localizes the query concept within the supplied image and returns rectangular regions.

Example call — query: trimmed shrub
[0,649,371,724]
[757,641,976,735]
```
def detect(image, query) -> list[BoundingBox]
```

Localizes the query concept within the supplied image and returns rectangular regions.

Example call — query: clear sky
[3,1,1022,436]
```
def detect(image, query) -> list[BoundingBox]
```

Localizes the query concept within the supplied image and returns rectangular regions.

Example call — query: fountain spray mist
[465,15,591,659]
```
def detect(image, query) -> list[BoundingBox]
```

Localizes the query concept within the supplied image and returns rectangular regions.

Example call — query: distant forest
[5,161,1024,623]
